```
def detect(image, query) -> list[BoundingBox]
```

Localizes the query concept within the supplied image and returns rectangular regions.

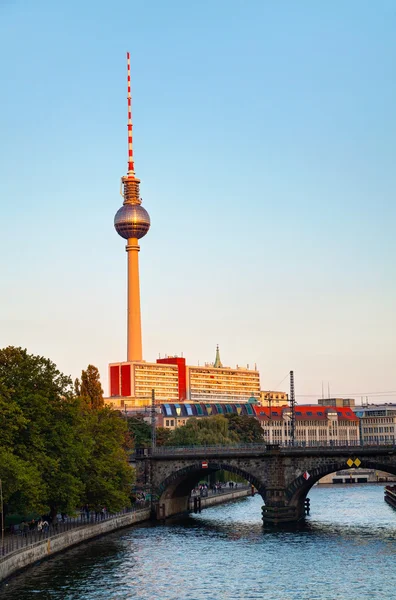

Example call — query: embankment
[0,507,150,583]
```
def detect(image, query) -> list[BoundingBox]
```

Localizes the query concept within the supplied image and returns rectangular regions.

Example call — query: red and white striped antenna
[127,51,135,177]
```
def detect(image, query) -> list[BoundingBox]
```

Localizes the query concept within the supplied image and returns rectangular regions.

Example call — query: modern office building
[186,360,260,403]
[106,347,260,408]
[108,361,180,409]
[353,404,396,444]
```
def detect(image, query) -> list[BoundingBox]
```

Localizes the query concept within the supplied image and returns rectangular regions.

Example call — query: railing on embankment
[189,485,252,512]
[0,503,151,583]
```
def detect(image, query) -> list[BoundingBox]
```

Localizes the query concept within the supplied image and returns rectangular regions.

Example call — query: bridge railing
[151,443,269,455]
[134,440,396,457]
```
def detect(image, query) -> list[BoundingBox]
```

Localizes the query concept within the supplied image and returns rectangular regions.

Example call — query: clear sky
[1,0,395,403]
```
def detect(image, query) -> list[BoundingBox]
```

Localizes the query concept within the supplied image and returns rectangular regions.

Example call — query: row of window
[363,417,395,424]
[363,426,395,433]
[365,435,395,441]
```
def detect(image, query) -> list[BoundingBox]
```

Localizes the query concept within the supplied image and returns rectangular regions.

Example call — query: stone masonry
[135,445,396,525]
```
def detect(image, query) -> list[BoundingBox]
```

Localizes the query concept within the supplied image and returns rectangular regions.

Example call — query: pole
[290,371,296,446]
[151,389,156,452]
[0,479,4,556]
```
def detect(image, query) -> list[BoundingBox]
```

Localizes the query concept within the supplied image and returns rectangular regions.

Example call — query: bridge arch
[285,457,396,515]
[156,461,265,519]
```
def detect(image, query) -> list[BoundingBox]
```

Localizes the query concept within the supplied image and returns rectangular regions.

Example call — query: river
[1,484,395,600]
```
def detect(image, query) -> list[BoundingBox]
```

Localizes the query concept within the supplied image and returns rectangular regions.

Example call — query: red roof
[252,405,358,422]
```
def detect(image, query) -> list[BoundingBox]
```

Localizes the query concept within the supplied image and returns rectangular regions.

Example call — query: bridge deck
[135,443,396,460]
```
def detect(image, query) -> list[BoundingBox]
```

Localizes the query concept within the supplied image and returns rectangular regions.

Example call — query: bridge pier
[262,505,300,526]
[261,488,304,526]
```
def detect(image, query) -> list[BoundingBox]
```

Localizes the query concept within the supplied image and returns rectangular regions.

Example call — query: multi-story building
[260,391,288,407]
[253,405,360,445]
[107,361,179,409]
[353,404,396,444]
[106,347,260,408]
[186,364,260,403]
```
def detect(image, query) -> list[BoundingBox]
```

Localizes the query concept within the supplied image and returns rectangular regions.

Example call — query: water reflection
[1,485,396,600]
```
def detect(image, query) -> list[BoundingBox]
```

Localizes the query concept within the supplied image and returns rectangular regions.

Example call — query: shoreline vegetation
[0,347,260,536]
[0,347,134,532]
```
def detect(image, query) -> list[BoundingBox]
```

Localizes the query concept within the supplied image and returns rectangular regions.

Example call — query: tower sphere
[114,204,151,240]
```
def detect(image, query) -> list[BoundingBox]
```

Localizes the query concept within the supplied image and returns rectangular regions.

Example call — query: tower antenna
[126,52,135,177]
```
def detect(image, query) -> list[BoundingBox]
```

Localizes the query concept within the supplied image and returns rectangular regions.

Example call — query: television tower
[114,53,151,361]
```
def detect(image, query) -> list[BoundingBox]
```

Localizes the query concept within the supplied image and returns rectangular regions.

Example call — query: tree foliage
[162,414,264,447]
[0,347,133,519]
[156,427,172,447]
[127,414,152,449]
[79,364,104,409]
[224,414,265,443]
[168,415,239,446]
[83,408,134,511]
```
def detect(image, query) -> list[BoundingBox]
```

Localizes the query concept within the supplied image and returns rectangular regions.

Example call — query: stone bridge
[135,444,396,525]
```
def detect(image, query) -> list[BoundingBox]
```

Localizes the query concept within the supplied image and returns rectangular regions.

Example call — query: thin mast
[126,52,135,177]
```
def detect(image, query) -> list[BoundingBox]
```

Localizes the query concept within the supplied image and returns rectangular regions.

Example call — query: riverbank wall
[189,487,251,511]
[0,507,150,583]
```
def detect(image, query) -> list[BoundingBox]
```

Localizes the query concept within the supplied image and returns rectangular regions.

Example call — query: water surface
[1,484,395,600]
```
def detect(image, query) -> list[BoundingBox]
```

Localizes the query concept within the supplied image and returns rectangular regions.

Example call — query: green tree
[0,449,44,516]
[168,415,239,446]
[127,414,152,449]
[80,364,104,409]
[82,408,134,511]
[156,427,172,447]
[74,377,81,397]
[224,414,265,443]
[0,347,134,519]
[0,347,92,518]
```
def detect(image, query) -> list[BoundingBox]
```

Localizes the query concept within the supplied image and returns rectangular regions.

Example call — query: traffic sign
[347,458,361,467]
[202,461,208,468]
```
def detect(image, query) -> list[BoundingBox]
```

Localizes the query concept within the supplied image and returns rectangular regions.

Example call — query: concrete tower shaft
[114,52,150,362]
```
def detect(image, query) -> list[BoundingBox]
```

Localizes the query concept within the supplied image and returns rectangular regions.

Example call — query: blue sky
[1,0,395,402]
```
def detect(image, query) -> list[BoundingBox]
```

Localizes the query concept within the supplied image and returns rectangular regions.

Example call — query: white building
[353,404,396,444]
[254,405,360,445]
[186,365,260,403]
